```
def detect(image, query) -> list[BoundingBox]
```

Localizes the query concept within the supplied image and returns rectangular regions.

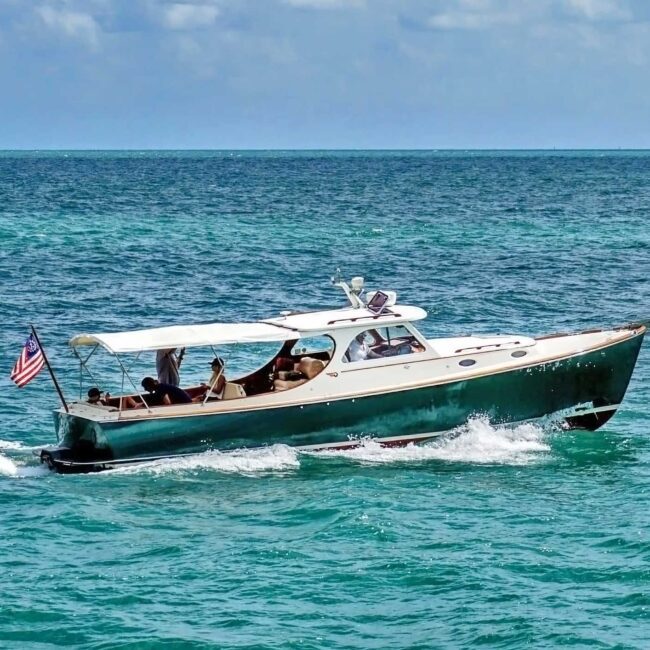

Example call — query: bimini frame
[67,321,297,414]
[72,344,154,413]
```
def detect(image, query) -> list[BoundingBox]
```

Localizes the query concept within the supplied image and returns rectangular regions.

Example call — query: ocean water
[1,150,649,648]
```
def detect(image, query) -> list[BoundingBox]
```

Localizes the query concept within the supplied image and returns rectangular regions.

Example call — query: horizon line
[2,147,650,152]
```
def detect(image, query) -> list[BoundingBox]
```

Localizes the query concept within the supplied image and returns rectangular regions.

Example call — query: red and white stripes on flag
[10,333,45,387]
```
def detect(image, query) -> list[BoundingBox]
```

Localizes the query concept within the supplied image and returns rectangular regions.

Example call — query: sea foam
[311,416,550,466]
[0,438,44,453]
[0,453,49,478]
[0,453,17,477]
[105,443,301,477]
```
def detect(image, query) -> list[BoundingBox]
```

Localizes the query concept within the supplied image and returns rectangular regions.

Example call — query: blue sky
[1,0,649,148]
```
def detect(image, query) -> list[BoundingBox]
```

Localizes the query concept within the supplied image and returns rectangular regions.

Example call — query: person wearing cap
[201,357,227,401]
[87,387,109,406]
[87,387,138,410]
[86,387,117,411]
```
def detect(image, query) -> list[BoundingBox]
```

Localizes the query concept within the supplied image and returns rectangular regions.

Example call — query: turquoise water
[1,151,649,648]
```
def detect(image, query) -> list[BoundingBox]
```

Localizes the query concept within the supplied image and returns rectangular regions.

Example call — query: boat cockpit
[76,335,337,413]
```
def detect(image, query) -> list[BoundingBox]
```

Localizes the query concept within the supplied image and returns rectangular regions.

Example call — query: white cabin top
[69,305,427,354]
[68,275,427,354]
[264,305,426,333]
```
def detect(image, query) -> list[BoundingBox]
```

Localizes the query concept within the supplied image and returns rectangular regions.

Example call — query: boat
[38,273,645,473]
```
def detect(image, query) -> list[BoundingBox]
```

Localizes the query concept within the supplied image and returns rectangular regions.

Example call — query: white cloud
[457,0,497,9]
[161,3,219,30]
[427,0,522,31]
[566,0,630,20]
[282,0,365,8]
[423,0,630,31]
[36,5,100,48]
[427,10,518,30]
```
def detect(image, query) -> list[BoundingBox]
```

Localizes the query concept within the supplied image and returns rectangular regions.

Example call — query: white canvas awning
[69,322,298,354]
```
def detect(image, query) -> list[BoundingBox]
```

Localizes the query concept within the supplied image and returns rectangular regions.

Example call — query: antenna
[331,270,365,308]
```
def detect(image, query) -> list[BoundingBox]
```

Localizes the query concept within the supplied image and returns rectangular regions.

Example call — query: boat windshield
[343,325,426,362]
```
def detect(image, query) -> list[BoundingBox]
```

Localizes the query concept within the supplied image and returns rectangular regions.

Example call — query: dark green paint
[56,331,644,462]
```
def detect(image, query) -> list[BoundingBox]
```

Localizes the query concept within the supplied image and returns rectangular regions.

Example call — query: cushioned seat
[273,377,308,392]
[296,357,326,379]
[273,357,326,392]
[223,382,246,400]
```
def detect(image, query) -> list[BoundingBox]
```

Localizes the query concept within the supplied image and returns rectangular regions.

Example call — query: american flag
[10,333,45,387]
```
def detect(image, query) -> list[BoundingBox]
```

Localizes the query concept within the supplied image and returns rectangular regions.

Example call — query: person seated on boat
[141,377,192,406]
[86,387,139,410]
[346,332,382,362]
[392,336,422,356]
[410,339,426,353]
[194,357,227,401]
[86,387,111,408]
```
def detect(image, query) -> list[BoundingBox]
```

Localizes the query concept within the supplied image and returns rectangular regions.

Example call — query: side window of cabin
[291,336,334,360]
[343,326,425,363]
[273,336,333,389]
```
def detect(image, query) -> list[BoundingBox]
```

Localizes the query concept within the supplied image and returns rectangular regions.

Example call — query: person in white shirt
[347,333,381,362]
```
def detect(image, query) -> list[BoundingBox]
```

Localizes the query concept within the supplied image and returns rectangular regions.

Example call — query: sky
[0,0,649,149]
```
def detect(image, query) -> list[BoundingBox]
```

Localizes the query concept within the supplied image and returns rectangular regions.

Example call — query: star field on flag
[10,334,45,387]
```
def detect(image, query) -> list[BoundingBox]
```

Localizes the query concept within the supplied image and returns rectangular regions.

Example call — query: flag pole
[30,325,69,413]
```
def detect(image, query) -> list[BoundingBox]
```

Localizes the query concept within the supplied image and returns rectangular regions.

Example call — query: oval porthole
[511,350,527,358]
[459,359,476,367]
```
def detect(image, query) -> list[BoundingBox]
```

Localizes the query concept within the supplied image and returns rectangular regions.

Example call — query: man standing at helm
[156,347,185,386]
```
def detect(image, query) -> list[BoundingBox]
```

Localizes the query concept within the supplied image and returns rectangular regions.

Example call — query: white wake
[311,417,550,466]
[0,438,50,478]
[0,438,43,452]
[104,444,301,477]
[0,453,49,478]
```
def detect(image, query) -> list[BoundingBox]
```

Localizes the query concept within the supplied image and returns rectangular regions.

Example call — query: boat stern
[42,409,115,472]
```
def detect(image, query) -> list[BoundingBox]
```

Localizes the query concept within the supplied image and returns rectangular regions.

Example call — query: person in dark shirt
[141,377,192,406]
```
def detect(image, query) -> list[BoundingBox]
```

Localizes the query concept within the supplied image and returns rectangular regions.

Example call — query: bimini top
[69,322,297,354]
[69,304,427,354]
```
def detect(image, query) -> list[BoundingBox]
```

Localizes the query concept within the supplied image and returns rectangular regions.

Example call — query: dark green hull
[48,329,644,470]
